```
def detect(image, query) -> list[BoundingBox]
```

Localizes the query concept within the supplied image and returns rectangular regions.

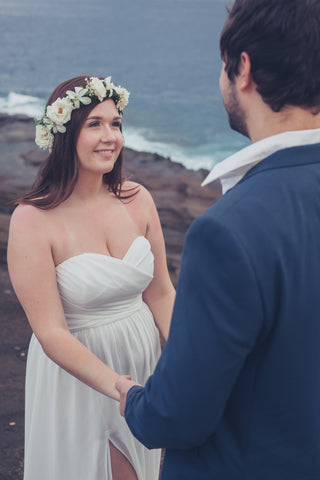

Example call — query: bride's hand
[115,375,140,416]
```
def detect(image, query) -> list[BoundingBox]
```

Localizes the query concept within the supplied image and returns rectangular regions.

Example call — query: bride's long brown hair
[17,75,136,209]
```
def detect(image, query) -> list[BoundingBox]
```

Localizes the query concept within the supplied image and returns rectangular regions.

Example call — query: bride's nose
[101,125,116,142]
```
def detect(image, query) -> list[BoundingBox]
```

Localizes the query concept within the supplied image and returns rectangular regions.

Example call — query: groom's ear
[237,52,254,92]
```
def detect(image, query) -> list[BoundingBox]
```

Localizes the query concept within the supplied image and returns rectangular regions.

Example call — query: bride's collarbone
[47,200,146,265]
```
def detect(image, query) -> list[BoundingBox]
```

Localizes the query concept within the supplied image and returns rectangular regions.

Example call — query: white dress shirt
[202,129,320,194]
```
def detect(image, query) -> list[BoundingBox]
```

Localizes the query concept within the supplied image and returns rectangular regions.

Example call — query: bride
[7,75,175,480]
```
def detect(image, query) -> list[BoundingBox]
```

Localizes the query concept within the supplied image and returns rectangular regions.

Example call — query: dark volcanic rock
[0,113,222,478]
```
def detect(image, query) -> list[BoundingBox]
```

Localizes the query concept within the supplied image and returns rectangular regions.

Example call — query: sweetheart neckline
[55,235,147,270]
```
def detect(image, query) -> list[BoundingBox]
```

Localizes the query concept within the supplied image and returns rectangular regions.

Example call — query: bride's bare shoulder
[9,203,49,232]
[122,181,155,206]
[11,202,45,219]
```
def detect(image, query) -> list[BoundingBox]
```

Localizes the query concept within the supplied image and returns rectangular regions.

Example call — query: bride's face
[76,99,123,176]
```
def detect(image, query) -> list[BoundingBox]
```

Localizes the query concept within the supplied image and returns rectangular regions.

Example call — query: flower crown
[35,76,130,151]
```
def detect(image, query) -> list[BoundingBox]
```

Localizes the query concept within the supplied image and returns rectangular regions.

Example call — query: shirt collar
[201,128,320,194]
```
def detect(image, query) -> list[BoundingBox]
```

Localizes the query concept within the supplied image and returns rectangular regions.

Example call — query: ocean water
[0,0,249,171]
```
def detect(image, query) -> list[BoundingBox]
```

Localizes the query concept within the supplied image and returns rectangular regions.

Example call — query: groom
[116,0,320,478]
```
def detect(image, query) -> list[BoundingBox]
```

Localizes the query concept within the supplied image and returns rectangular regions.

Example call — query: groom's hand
[115,375,141,416]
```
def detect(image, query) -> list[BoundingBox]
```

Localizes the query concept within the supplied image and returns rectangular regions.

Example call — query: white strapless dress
[23,236,161,480]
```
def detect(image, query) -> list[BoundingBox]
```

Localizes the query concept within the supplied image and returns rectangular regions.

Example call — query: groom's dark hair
[220,0,320,113]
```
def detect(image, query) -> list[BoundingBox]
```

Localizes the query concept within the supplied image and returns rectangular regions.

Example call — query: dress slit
[109,439,138,479]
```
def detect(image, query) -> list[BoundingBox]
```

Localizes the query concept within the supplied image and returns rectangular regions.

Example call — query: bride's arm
[7,204,121,401]
[134,186,176,341]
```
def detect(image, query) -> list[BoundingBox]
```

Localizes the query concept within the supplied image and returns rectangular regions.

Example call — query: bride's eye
[88,121,100,127]
[112,121,122,128]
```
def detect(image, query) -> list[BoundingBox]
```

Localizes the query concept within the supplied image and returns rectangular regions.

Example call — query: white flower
[114,86,130,110]
[52,123,67,134]
[88,77,107,101]
[46,97,73,125]
[104,76,114,90]
[66,87,92,108]
[104,76,115,96]
[42,116,66,134]
[35,124,54,150]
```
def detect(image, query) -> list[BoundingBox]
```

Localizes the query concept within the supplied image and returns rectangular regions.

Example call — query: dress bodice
[55,236,154,331]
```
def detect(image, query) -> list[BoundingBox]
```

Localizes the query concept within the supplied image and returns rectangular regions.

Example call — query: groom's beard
[223,82,250,138]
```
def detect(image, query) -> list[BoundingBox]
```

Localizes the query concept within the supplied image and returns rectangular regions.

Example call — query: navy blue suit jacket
[125,144,320,479]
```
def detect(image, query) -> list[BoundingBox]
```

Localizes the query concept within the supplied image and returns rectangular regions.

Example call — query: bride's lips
[94,149,115,156]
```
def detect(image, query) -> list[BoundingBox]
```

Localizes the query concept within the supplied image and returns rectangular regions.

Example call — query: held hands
[115,375,141,416]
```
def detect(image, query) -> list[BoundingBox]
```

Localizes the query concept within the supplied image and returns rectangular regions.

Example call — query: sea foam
[0,92,45,119]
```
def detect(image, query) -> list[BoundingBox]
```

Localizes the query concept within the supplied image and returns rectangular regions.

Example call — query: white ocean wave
[0,92,45,119]
[123,128,218,171]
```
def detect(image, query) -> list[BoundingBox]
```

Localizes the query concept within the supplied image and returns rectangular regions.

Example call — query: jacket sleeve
[125,213,264,449]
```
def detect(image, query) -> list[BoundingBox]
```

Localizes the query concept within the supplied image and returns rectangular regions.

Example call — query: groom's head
[220,0,320,114]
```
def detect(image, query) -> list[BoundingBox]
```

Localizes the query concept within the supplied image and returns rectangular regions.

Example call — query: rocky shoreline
[0,113,221,478]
